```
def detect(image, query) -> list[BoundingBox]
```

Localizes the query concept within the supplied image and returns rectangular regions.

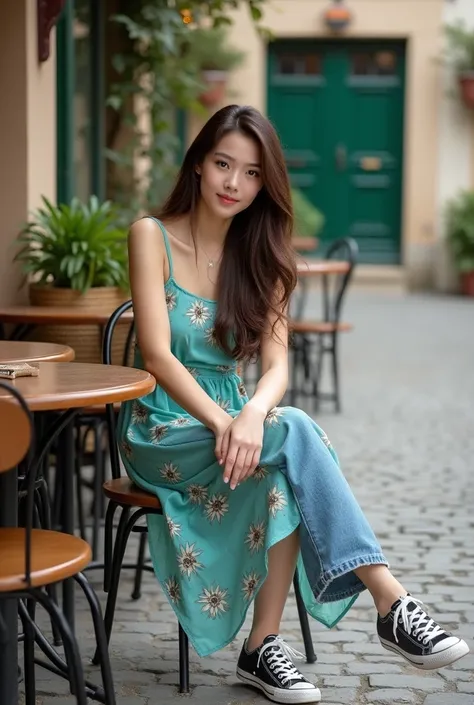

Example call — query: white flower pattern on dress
[204,327,218,347]
[166,516,181,537]
[177,542,204,578]
[186,300,211,327]
[204,493,229,523]
[253,465,269,482]
[198,585,229,618]
[131,401,148,425]
[165,290,177,311]
[150,423,168,444]
[171,416,191,427]
[164,576,181,604]
[242,571,261,601]
[187,484,208,505]
[216,396,230,411]
[245,521,266,553]
[237,382,247,398]
[268,486,287,518]
[160,462,182,484]
[216,365,234,373]
[185,367,199,379]
[265,407,284,426]
[121,440,133,459]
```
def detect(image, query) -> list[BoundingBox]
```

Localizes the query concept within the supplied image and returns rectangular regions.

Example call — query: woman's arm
[219,299,290,489]
[246,306,289,418]
[128,218,231,434]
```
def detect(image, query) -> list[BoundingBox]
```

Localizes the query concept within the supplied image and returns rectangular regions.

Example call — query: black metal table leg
[0,469,19,705]
[57,418,76,631]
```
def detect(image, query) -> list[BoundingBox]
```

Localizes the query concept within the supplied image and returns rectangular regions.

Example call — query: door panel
[267,41,405,264]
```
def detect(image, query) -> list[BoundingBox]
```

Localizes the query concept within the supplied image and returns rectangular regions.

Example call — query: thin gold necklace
[198,241,223,269]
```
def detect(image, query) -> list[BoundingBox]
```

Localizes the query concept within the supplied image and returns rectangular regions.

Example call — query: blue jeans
[262,407,388,606]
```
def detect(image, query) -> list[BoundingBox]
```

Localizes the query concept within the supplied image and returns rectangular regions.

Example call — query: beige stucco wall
[435,0,474,292]
[224,0,445,288]
[0,0,56,306]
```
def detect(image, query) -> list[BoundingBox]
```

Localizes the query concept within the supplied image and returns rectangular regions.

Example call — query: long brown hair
[158,104,297,361]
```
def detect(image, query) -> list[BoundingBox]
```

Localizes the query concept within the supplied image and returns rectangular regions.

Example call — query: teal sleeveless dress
[117,218,361,657]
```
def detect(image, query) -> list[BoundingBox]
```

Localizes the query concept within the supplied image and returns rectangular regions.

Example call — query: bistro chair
[289,237,358,413]
[94,300,317,693]
[0,382,116,705]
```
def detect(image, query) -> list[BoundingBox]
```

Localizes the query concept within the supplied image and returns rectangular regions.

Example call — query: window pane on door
[351,51,397,76]
[278,53,321,75]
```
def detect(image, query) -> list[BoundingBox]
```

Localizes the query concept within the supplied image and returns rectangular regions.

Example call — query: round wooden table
[0,361,154,410]
[296,260,350,277]
[0,341,75,364]
[0,361,155,705]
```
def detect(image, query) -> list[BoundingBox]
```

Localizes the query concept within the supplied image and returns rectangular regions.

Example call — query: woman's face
[198,131,263,219]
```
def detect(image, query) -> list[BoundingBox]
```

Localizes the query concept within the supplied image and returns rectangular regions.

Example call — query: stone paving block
[366,690,417,703]
[345,662,403,675]
[458,685,474,695]
[423,695,474,705]
[368,674,443,691]
[187,684,258,704]
[323,675,361,687]
[317,687,359,703]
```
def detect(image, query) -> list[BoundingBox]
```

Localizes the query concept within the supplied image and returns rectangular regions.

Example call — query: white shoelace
[257,636,306,686]
[392,596,445,645]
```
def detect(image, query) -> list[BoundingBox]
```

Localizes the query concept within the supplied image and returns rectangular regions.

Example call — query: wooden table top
[0,362,155,411]
[297,260,350,277]
[0,306,134,325]
[0,341,75,364]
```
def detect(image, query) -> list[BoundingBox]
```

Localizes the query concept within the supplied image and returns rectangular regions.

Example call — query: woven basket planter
[28,285,132,365]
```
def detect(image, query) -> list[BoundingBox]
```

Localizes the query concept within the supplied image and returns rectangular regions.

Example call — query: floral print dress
[117,218,356,657]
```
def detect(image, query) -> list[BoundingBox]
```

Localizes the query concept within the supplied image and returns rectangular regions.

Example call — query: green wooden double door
[268,41,406,264]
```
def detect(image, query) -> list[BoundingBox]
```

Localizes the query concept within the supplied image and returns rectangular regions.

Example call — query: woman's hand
[218,403,266,490]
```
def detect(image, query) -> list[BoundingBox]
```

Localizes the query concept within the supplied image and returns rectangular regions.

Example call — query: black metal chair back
[102,300,134,480]
[322,237,359,324]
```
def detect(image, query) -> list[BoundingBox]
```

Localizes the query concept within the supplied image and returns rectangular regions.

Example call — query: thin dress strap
[145,216,173,278]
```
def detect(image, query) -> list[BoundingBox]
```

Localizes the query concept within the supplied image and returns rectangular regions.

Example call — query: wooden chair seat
[290,320,353,334]
[0,529,91,592]
[103,477,161,509]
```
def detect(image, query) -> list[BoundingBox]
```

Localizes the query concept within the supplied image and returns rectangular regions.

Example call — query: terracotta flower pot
[458,72,474,109]
[460,271,474,296]
[199,70,228,108]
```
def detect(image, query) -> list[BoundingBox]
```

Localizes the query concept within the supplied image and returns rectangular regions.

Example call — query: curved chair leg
[75,573,116,705]
[293,573,317,664]
[131,531,147,600]
[331,332,341,413]
[19,599,36,705]
[178,624,190,693]
[103,500,119,593]
[31,588,88,705]
[93,506,137,664]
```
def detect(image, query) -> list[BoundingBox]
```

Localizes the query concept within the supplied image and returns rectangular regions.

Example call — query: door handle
[335,143,347,171]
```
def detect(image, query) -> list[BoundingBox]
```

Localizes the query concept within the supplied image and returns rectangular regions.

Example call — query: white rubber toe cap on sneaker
[289,682,319,690]
[432,636,462,653]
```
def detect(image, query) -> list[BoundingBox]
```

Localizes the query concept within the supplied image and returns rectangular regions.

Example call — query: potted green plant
[443,22,474,109]
[292,188,325,238]
[14,195,130,361]
[445,190,474,296]
[184,27,245,108]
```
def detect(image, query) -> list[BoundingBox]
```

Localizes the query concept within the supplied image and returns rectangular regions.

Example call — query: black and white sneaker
[236,634,321,703]
[377,595,470,670]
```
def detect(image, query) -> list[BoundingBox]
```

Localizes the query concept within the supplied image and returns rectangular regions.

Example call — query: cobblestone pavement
[29,288,474,704]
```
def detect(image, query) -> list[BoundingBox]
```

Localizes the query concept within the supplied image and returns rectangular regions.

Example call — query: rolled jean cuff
[313,553,389,603]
